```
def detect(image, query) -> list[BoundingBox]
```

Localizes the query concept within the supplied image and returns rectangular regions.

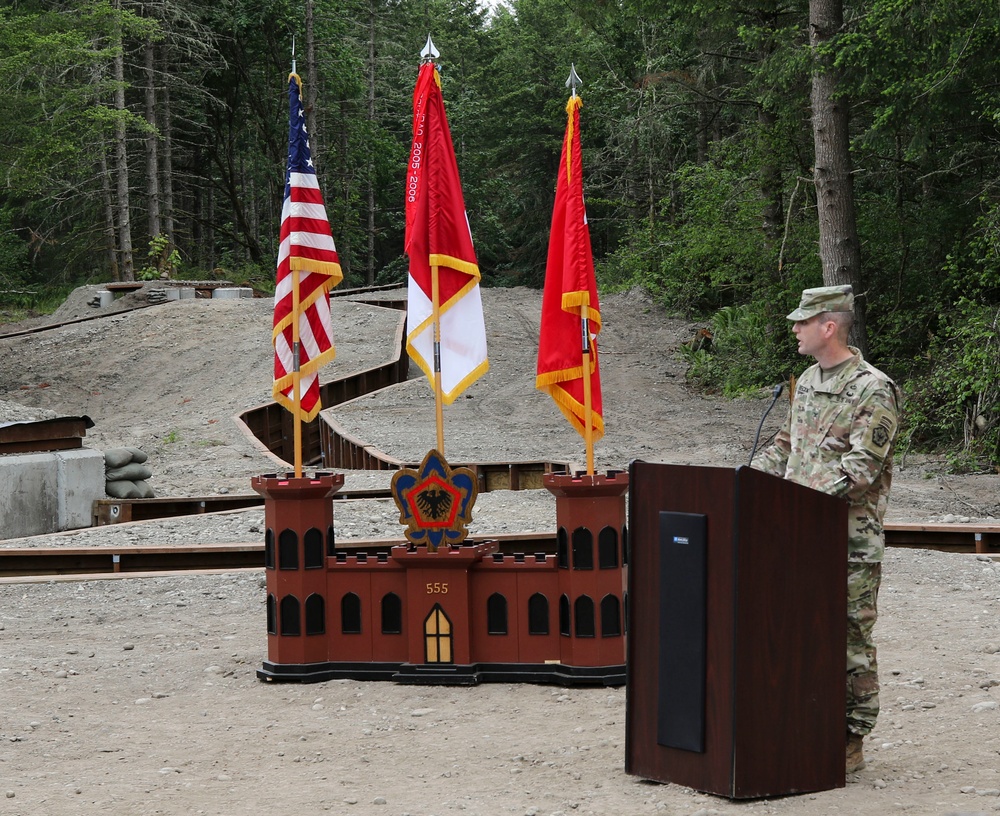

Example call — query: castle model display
[252,465,629,686]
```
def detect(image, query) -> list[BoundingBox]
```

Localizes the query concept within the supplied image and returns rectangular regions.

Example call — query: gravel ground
[1,285,999,815]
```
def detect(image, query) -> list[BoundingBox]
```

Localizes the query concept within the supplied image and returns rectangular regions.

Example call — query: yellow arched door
[424,604,453,663]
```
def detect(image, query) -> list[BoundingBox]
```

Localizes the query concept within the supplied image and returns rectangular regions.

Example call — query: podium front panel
[625,461,847,798]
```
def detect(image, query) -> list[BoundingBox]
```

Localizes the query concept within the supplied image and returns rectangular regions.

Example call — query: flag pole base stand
[543,469,630,521]
[251,471,344,667]
[543,470,630,668]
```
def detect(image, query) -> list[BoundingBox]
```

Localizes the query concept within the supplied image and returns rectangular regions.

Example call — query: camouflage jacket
[753,349,902,562]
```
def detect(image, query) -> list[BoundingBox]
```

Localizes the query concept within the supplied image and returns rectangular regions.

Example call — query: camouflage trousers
[847,561,881,736]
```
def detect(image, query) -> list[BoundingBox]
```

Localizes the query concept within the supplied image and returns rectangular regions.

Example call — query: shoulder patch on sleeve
[861,405,897,457]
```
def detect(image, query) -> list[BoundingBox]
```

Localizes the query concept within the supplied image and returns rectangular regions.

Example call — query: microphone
[748,384,784,467]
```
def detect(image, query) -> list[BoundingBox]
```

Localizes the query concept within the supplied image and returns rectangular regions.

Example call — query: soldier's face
[792,315,829,358]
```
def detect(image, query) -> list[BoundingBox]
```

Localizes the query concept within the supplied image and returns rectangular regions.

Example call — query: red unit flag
[404,61,488,403]
[272,73,343,422]
[536,95,603,440]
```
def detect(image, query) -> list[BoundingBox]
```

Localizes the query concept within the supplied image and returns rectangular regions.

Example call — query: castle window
[381,593,402,634]
[487,593,508,635]
[574,595,595,638]
[279,595,300,636]
[305,594,325,635]
[278,529,298,570]
[572,528,593,570]
[264,529,275,569]
[624,591,630,634]
[304,528,324,569]
[559,594,570,636]
[528,593,549,635]
[266,594,277,634]
[341,592,362,634]
[600,594,621,637]
[327,524,336,557]
[598,526,618,569]
[556,528,569,569]
[622,525,629,566]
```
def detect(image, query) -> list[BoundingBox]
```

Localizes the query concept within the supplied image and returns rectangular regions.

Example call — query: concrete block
[0,448,104,539]
[56,449,105,531]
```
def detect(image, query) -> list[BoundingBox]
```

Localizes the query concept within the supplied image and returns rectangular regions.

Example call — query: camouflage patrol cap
[786,285,854,321]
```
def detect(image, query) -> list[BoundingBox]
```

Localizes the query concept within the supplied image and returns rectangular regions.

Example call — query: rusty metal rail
[3,525,998,581]
[0,533,556,579]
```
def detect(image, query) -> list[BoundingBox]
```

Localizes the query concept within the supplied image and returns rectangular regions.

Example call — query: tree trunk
[809,0,868,355]
[144,40,161,242]
[305,0,319,161]
[99,145,120,281]
[160,51,176,250]
[366,0,377,285]
[113,10,134,281]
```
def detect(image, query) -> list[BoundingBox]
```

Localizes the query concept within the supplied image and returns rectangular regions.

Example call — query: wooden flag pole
[431,263,445,454]
[291,267,303,477]
[581,313,594,475]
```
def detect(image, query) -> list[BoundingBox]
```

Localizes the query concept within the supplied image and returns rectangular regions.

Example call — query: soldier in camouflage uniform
[752,285,901,774]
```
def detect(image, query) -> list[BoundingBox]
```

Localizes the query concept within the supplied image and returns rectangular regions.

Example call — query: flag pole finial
[421,34,440,63]
[291,35,296,75]
[566,63,582,98]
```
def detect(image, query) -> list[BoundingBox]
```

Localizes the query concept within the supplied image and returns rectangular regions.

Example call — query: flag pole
[566,64,594,475]
[421,34,446,455]
[289,41,304,478]
[581,311,594,475]
[432,264,445,454]
[292,268,303,477]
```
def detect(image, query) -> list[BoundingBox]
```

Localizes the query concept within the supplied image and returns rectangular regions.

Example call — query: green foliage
[680,303,801,397]
[903,299,1000,471]
[137,235,181,281]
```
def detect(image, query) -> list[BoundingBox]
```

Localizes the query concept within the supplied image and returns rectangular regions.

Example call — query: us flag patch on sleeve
[862,406,896,456]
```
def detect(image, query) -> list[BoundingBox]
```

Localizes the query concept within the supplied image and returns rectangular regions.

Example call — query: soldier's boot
[846,732,866,773]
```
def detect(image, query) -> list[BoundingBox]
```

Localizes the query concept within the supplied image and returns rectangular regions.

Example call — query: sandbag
[105,479,142,499]
[105,462,153,482]
[126,447,148,464]
[132,479,155,499]
[104,448,134,469]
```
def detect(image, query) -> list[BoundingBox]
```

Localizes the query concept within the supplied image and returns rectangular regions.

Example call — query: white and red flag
[272,72,343,422]
[404,60,488,404]
[536,93,604,443]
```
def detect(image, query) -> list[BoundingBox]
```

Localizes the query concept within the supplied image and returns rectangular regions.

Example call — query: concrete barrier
[0,448,105,539]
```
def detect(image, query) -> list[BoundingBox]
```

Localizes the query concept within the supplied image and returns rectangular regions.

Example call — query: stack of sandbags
[104,447,155,499]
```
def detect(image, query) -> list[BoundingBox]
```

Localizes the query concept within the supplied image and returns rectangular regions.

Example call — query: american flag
[272,72,343,422]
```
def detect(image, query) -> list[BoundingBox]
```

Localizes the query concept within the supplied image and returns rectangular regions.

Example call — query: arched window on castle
[278,529,298,570]
[341,592,362,634]
[487,593,508,635]
[381,593,402,635]
[559,594,570,636]
[305,593,325,635]
[303,528,324,569]
[528,593,549,635]
[598,526,618,569]
[572,527,593,570]
[557,528,569,569]
[574,595,595,638]
[266,594,276,634]
[600,594,621,637]
[264,529,275,569]
[279,594,300,636]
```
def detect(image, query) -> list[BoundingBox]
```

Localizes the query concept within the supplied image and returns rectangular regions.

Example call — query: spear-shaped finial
[421,34,440,63]
[566,63,582,98]
[291,35,296,75]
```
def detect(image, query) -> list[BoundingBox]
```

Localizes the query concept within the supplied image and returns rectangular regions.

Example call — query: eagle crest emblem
[391,449,478,551]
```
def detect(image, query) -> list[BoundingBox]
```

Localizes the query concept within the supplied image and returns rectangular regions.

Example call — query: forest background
[1,0,998,470]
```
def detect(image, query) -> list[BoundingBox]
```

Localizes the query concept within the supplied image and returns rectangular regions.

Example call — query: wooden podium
[625,461,847,798]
